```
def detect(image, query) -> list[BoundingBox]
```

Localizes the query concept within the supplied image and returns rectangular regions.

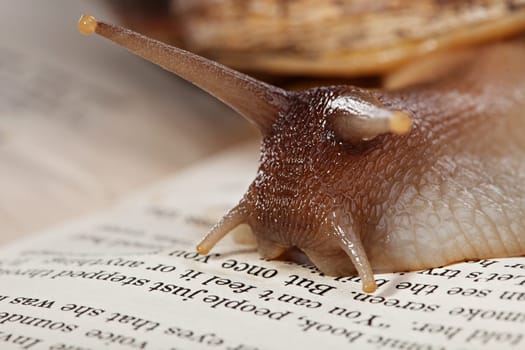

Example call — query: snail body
[80,16,525,292]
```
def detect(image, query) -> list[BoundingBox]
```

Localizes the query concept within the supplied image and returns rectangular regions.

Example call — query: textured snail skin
[244,41,525,278]
[84,18,525,292]
[237,40,525,281]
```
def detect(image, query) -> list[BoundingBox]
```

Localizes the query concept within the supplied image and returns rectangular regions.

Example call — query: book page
[0,145,523,350]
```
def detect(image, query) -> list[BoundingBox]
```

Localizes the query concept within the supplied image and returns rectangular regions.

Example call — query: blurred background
[0,1,255,244]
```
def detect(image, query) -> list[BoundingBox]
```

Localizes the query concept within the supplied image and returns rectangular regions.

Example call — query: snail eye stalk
[77,14,291,134]
[330,93,413,142]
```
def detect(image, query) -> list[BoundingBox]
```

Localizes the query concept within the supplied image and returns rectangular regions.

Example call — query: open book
[1,144,524,350]
[1,2,524,350]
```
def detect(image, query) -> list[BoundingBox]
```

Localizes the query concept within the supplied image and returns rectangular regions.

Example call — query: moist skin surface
[242,40,525,277]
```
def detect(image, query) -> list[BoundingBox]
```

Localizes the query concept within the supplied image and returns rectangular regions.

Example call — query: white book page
[0,145,523,350]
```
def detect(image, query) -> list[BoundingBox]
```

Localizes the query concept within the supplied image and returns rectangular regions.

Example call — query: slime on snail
[79,15,525,293]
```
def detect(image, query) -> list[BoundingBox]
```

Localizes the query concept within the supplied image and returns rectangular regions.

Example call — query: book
[1,144,524,350]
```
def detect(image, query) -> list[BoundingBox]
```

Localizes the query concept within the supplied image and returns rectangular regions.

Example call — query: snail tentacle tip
[78,14,98,35]
[332,97,413,142]
[195,235,216,255]
[389,110,413,135]
[362,280,378,293]
[196,244,210,255]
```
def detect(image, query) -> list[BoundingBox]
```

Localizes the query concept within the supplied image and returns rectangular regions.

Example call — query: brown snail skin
[79,15,525,293]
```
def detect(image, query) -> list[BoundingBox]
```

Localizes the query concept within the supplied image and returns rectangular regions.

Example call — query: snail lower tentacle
[196,201,248,255]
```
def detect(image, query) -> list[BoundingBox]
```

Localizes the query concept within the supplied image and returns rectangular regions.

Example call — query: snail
[78,14,525,293]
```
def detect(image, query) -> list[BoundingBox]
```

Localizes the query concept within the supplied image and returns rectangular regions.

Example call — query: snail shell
[173,0,525,76]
